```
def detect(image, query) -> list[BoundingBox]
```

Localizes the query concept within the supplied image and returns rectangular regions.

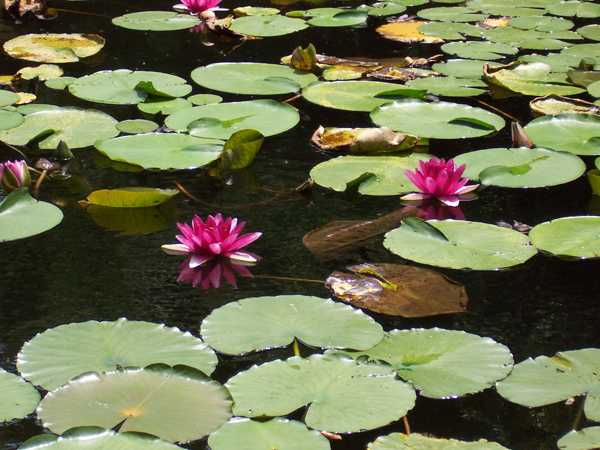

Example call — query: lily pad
[578,24,600,41]
[69,70,192,105]
[230,15,308,37]
[546,1,600,18]
[311,126,418,154]
[509,15,574,32]
[518,52,587,72]
[94,133,224,170]
[368,432,510,449]
[208,418,330,450]
[37,364,232,442]
[454,147,586,188]
[45,76,77,90]
[371,99,505,139]
[191,63,317,95]
[496,348,600,422]
[441,41,519,60]
[187,94,223,105]
[165,100,300,139]
[17,318,218,391]
[530,95,600,115]
[342,328,514,398]
[0,368,41,421]
[302,80,426,112]
[418,6,487,22]
[418,22,483,40]
[528,216,600,259]
[137,97,193,115]
[524,113,600,155]
[0,109,24,130]
[3,33,105,63]
[384,218,537,270]
[0,106,119,149]
[291,8,368,27]
[432,59,503,78]
[16,104,60,115]
[200,295,384,355]
[482,27,580,51]
[226,353,416,433]
[112,11,201,31]
[87,202,179,236]
[234,6,281,16]
[557,427,600,450]
[0,188,64,242]
[0,89,20,106]
[310,152,435,196]
[86,188,179,207]
[376,21,445,44]
[17,64,63,80]
[116,119,159,134]
[357,2,407,16]
[406,76,488,97]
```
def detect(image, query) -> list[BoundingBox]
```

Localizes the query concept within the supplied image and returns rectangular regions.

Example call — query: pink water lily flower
[0,160,31,193]
[402,158,479,207]
[177,0,222,14]
[162,213,262,268]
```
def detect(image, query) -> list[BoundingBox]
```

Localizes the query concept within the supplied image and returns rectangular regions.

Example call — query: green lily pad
[302,80,426,112]
[368,432,510,449]
[3,33,105,63]
[384,218,537,270]
[291,8,368,27]
[37,364,232,442]
[16,104,60,115]
[518,53,588,72]
[226,353,416,433]
[86,187,178,207]
[0,188,64,242]
[454,147,586,188]
[165,100,300,139]
[215,128,264,170]
[69,69,192,105]
[0,368,41,421]
[371,99,505,139]
[546,1,600,18]
[86,202,178,236]
[418,22,483,40]
[496,348,600,422]
[187,93,223,105]
[208,418,331,450]
[0,109,24,130]
[509,15,574,32]
[310,152,435,196]
[406,76,488,97]
[200,295,384,355]
[0,106,119,149]
[235,6,281,16]
[138,97,193,115]
[417,6,487,22]
[112,11,201,31]
[483,28,579,51]
[230,15,308,37]
[441,41,519,60]
[578,24,600,41]
[432,59,503,78]
[557,427,600,450]
[17,64,63,80]
[191,63,317,95]
[45,76,77,90]
[19,428,183,450]
[0,89,20,107]
[589,81,600,98]
[116,119,159,134]
[17,318,218,391]
[524,113,600,155]
[94,133,224,170]
[357,2,407,16]
[528,216,600,258]
[341,328,513,398]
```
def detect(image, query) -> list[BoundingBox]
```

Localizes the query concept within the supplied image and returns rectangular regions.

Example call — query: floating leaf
[0,89,20,107]
[234,6,281,16]
[45,76,77,90]
[406,76,488,97]
[441,41,519,60]
[455,147,586,188]
[208,418,331,450]
[0,106,118,149]
[524,113,600,155]
[371,99,505,139]
[326,263,468,318]
[187,94,223,105]
[16,104,60,115]
[482,27,580,51]
[311,126,418,153]
[17,64,63,81]
[528,216,600,259]
[358,2,407,16]
[546,1,600,18]
[518,52,586,72]
[578,24,600,41]
[18,318,218,390]
[87,202,179,236]
[376,21,445,44]
[530,95,600,115]
[191,63,317,95]
[201,295,384,354]
[230,15,308,37]
[342,328,514,398]
[0,368,41,421]
[368,432,510,449]
[116,119,159,134]
[418,6,487,22]
[384,218,537,270]
[0,188,63,242]
[226,353,416,433]
[557,427,600,450]
[509,15,574,32]
[138,97,193,115]
[292,8,368,27]
[0,109,24,130]
[496,348,600,422]
[3,33,105,63]
[37,364,232,442]
[418,21,483,40]
[217,129,264,170]
[94,133,224,170]
[112,11,201,31]
[86,187,179,207]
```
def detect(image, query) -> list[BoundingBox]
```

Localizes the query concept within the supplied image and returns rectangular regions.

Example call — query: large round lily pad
[94,133,224,170]
[524,113,600,155]
[0,188,64,243]
[441,41,519,60]
[0,109,24,130]
[384,218,538,270]
[371,99,506,139]
[226,353,416,433]
[164,100,300,139]
[528,216,600,259]
[341,328,513,398]
[0,106,118,149]
[200,295,384,355]
[496,348,600,422]
[17,318,218,391]
[302,80,426,112]
[3,33,105,63]
[368,432,510,449]
[230,15,309,36]
[454,147,586,188]
[112,11,201,31]
[191,63,317,95]
[0,368,41,421]
[37,364,232,442]
[310,152,435,196]
[69,70,192,105]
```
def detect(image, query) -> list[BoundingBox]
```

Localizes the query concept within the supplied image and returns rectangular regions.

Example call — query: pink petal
[189,253,214,268]
[162,244,192,255]
[224,250,261,263]
[227,232,262,251]
[401,192,430,202]
[455,183,479,195]
[438,195,460,207]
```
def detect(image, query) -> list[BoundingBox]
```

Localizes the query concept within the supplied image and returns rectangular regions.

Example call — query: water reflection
[177,256,255,292]
[402,198,466,221]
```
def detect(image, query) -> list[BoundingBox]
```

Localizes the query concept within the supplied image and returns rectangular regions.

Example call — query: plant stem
[293,339,300,357]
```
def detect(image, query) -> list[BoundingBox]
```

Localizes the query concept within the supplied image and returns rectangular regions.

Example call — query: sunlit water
[1,1,600,449]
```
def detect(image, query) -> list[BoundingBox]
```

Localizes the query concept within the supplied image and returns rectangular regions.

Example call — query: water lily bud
[0,160,31,193]
[511,122,534,149]
[55,140,74,161]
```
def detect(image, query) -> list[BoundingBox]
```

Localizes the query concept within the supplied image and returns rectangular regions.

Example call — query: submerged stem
[403,416,411,436]
[293,339,301,357]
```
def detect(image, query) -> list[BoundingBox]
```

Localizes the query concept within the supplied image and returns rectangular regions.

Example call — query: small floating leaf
[230,15,308,37]
[524,113,600,155]
[113,11,201,31]
[86,187,179,208]
[0,368,41,421]
[557,427,600,450]
[3,33,105,63]
[116,119,159,134]
[528,216,600,259]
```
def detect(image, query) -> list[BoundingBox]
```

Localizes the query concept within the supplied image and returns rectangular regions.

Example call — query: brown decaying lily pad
[326,263,468,318]
[311,126,418,154]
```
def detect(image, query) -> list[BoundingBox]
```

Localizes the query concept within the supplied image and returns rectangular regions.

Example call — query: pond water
[1,0,600,449]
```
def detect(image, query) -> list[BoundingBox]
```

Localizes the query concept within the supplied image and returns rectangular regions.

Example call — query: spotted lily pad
[0,368,41,421]
[17,64,63,80]
[528,216,600,259]
[112,11,201,31]
[3,33,105,63]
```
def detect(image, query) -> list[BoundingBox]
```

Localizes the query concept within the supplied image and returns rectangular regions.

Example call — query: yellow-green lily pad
[3,33,105,63]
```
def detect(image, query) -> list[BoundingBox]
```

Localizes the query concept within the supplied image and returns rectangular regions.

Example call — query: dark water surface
[1,1,600,449]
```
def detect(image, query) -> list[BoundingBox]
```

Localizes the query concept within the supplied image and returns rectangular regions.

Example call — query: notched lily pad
[326,263,468,317]
[311,126,418,154]
[3,33,105,63]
